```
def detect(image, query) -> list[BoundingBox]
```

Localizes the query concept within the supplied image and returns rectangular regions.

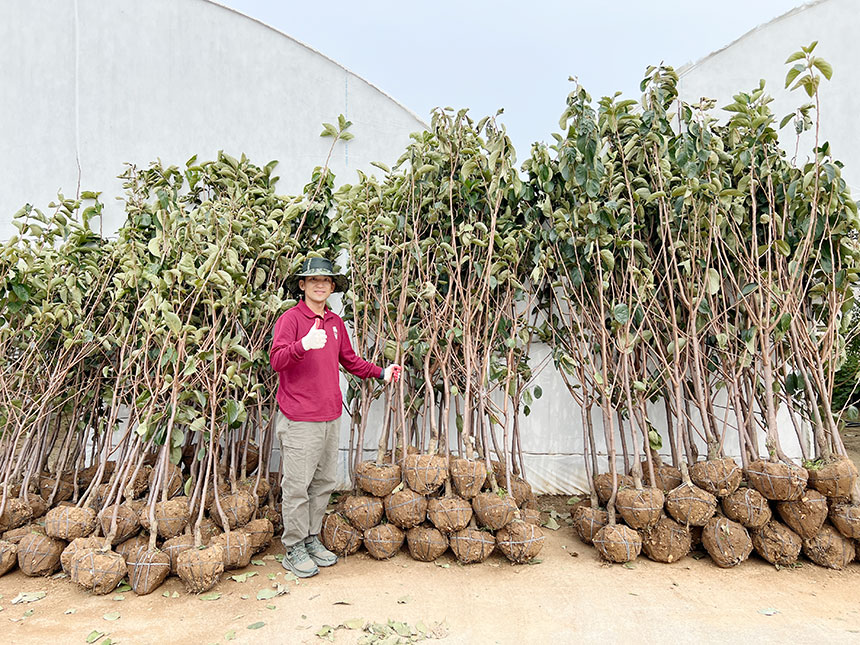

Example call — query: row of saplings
[574,456,860,569]
[321,454,545,565]
[0,460,283,595]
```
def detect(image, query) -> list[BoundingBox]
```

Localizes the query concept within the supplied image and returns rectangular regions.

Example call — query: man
[269,257,401,578]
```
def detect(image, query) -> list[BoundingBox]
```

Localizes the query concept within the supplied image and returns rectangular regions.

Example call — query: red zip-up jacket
[269,300,383,422]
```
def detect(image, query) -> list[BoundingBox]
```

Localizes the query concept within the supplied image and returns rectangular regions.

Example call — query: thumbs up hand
[383,365,402,384]
[301,318,327,351]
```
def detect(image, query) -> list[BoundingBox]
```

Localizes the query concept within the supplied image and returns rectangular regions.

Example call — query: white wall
[678,0,859,195]
[0,0,426,238]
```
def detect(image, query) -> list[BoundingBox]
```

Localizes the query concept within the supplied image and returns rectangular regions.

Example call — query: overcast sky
[219,0,804,160]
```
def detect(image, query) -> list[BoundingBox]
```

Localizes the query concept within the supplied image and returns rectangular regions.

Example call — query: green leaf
[103,612,120,621]
[775,240,791,257]
[706,267,720,295]
[784,63,804,89]
[599,249,615,271]
[247,622,266,630]
[812,57,833,80]
[199,592,221,601]
[784,51,805,63]
[613,303,630,324]
[542,516,560,531]
[164,311,182,334]
[225,631,237,641]
[86,631,105,644]
[648,429,663,451]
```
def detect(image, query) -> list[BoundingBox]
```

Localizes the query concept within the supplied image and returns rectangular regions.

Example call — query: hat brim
[288,273,349,294]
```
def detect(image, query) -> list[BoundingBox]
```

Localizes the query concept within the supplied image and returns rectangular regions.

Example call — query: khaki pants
[276,411,340,548]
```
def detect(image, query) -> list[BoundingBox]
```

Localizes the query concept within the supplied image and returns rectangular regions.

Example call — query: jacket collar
[296,299,330,319]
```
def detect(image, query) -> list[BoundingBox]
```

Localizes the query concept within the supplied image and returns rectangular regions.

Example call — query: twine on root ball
[496,521,545,564]
[69,548,127,594]
[746,460,807,501]
[721,488,771,529]
[665,483,717,526]
[593,524,642,563]
[321,513,362,556]
[406,525,448,562]
[177,544,225,594]
[403,454,448,495]
[128,548,170,595]
[44,506,97,540]
[448,458,487,500]
[641,517,691,564]
[751,521,802,566]
[364,524,404,560]
[17,533,65,576]
[340,495,384,531]
[354,462,401,498]
[701,517,752,568]
[449,528,495,564]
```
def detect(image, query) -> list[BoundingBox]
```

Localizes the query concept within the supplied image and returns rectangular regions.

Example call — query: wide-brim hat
[288,257,349,293]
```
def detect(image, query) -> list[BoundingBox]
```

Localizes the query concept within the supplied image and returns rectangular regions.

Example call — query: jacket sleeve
[270,312,307,372]
[338,319,383,379]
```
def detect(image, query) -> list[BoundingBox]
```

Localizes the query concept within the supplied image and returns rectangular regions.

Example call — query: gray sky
[219,0,804,160]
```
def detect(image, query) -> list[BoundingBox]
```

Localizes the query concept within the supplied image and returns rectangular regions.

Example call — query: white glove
[301,319,327,351]
[383,364,402,383]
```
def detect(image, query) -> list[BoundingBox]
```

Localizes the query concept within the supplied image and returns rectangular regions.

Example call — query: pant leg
[306,416,341,536]
[276,412,326,548]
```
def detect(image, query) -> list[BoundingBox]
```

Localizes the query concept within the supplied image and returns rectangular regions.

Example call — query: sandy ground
[3,501,860,645]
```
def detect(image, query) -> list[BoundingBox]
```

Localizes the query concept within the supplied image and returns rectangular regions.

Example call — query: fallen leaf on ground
[22,609,34,617]
[397,596,410,604]
[230,572,258,583]
[333,599,352,605]
[225,630,236,641]
[115,582,131,593]
[171,592,179,598]
[11,591,46,604]
[64,608,76,615]
[247,622,265,630]
[251,559,264,566]
[199,592,221,601]
[103,612,120,621]
[758,608,780,616]
[341,618,364,630]
[434,562,450,569]
[86,631,105,643]
[542,517,560,531]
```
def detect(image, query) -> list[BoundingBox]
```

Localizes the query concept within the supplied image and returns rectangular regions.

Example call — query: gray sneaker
[305,535,338,567]
[283,542,319,578]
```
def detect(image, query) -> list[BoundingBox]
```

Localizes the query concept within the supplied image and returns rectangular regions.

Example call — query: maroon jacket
[270,300,383,422]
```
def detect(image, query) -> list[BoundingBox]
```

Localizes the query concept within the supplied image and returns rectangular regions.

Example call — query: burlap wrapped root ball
[99,504,141,544]
[616,487,664,530]
[404,454,448,495]
[665,483,717,526]
[496,521,545,564]
[0,498,33,532]
[521,507,542,526]
[641,517,691,563]
[776,489,828,540]
[259,505,283,537]
[406,525,449,562]
[472,492,517,531]
[721,488,772,529]
[594,473,634,506]
[802,524,855,570]
[163,534,195,574]
[70,548,127,594]
[3,524,44,545]
[321,513,362,556]
[701,517,752,568]
[364,524,404,560]
[355,461,402,498]
[177,544,225,593]
[449,528,495,564]
[148,462,184,499]
[39,474,75,503]
[116,533,149,562]
[128,548,170,595]
[384,489,427,530]
[62,536,105,573]
[122,465,153,500]
[340,495,385,531]
[593,524,642,563]
[242,518,274,554]
[198,517,223,543]
[427,496,473,533]
[25,495,48,519]
[238,477,271,508]
[746,460,807,501]
[17,533,65,576]
[807,457,857,499]
[449,458,487,499]
[140,497,190,539]
[573,506,608,545]
[643,463,683,492]
[45,506,97,540]
[507,475,533,508]
[210,491,256,530]
[210,531,252,570]
[690,458,743,498]
[829,502,860,539]
[0,539,17,576]
[751,521,802,566]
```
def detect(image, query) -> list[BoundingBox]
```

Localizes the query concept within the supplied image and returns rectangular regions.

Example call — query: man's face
[300,275,334,305]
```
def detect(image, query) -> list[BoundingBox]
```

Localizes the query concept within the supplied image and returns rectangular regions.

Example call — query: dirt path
[2,517,860,645]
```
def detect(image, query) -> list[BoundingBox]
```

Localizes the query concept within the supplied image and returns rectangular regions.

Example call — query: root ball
[45,506,97,540]
[355,461,402,498]
[242,518,274,554]
[340,495,385,531]
[177,545,225,593]
[496,521,544,564]
[747,460,807,501]
[210,491,256,530]
[70,548,127,594]
[0,498,33,532]
[0,540,17,576]
[427,496,473,534]
[594,473,634,506]
[665,483,717,526]
[384,489,427,530]
[641,517,691,563]
[209,531,252,570]
[721,488,772,529]
[701,517,752,568]
[472,492,517,531]
[321,513,362,556]
[573,506,608,545]
[593,524,642,563]
[406,525,448,562]
[140,497,190,539]
[403,454,448,495]
[62,536,105,573]
[690,458,742,497]
[616,487,664,530]
[17,533,65,576]
[643,464,683,492]
[802,524,855,570]
[115,533,149,562]
[807,458,857,499]
[364,524,404,560]
[99,504,141,544]
[751,521,802,566]
[449,528,495,564]
[162,534,195,574]
[776,489,828,540]
[128,548,170,595]
[449,458,487,500]
[829,502,860,539]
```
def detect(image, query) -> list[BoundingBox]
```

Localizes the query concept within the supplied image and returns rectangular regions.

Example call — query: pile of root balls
[573,455,859,570]
[0,455,278,595]
[321,455,544,566]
